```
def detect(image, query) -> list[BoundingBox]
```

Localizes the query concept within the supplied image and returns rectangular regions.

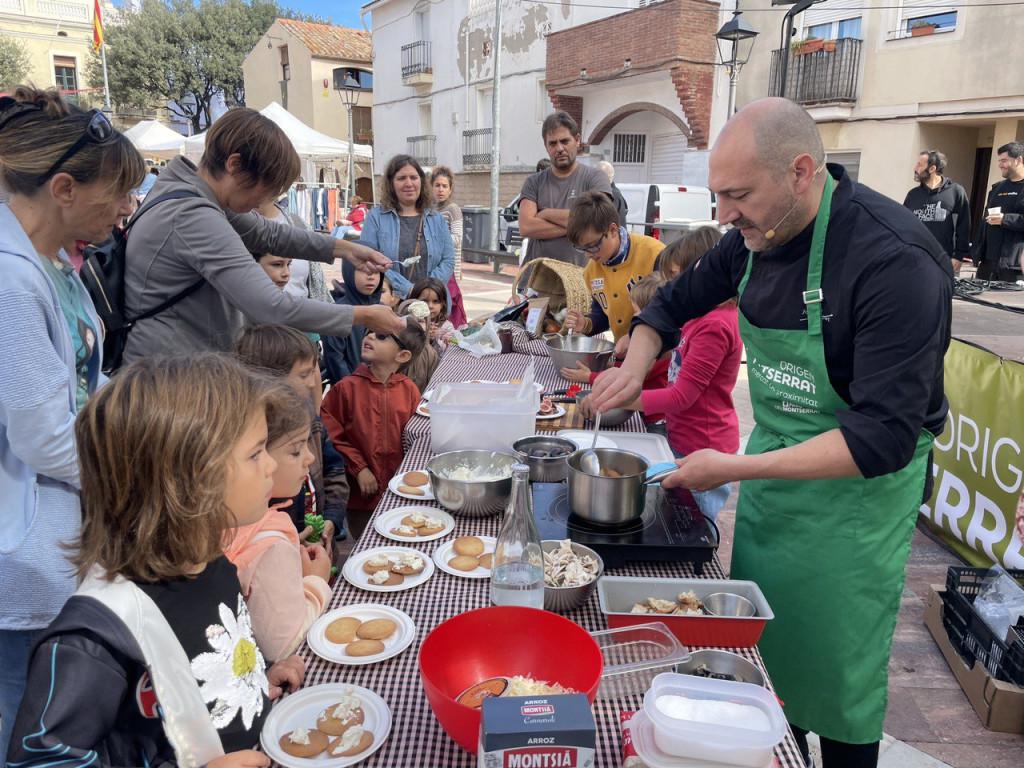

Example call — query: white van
[618,183,720,243]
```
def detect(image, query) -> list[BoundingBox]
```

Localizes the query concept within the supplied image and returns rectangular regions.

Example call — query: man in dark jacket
[974,141,1024,282]
[903,149,971,275]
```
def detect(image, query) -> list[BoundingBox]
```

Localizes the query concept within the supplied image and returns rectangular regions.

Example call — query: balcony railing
[768,38,862,106]
[462,128,495,167]
[401,41,432,78]
[407,134,436,166]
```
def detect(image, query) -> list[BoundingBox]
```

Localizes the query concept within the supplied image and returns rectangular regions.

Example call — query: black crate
[943,567,1024,686]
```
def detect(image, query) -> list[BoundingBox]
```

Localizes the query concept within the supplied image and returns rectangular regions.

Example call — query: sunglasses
[373,331,408,350]
[38,109,115,183]
[572,231,608,255]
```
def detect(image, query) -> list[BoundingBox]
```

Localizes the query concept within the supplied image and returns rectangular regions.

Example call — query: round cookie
[327,727,374,758]
[448,555,481,572]
[367,570,404,587]
[346,638,386,657]
[317,702,366,735]
[403,470,429,487]
[397,484,424,496]
[418,523,445,536]
[453,536,485,557]
[400,513,427,528]
[389,525,418,538]
[476,552,493,569]
[356,618,396,640]
[391,556,425,576]
[325,616,362,644]
[362,556,394,574]
[278,727,329,758]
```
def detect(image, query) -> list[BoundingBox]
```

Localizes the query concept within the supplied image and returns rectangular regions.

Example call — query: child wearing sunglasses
[561,190,664,363]
[320,320,426,537]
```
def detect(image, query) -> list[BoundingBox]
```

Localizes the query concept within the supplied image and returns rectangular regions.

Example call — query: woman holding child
[359,154,455,302]
[0,86,145,759]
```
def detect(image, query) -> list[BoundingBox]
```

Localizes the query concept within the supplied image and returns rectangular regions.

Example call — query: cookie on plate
[418,516,446,536]
[388,524,418,538]
[317,690,365,735]
[278,727,329,758]
[391,552,425,576]
[403,471,429,487]
[356,618,396,640]
[368,570,404,587]
[401,511,428,528]
[398,484,424,496]
[476,552,493,569]
[448,555,481,572]
[453,536,484,557]
[325,616,362,644]
[361,554,394,574]
[346,639,386,657]
[327,725,374,758]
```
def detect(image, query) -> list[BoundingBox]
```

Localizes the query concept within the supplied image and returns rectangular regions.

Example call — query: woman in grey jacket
[123,108,402,362]
[0,86,146,760]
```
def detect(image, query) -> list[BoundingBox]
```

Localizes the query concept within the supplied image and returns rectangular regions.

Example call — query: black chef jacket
[636,164,954,479]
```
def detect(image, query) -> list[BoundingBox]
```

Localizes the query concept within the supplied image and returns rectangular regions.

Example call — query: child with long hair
[396,299,438,393]
[224,383,332,662]
[9,354,304,768]
[410,277,456,349]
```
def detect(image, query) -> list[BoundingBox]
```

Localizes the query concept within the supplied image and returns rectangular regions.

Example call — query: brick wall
[454,171,532,208]
[544,0,718,149]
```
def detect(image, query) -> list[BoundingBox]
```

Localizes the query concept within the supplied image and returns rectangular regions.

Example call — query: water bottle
[490,464,544,608]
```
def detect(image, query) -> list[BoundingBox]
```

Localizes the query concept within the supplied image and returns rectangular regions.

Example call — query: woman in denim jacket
[0,85,145,760]
[359,154,455,302]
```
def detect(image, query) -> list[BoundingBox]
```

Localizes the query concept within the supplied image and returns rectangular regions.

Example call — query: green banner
[920,339,1024,568]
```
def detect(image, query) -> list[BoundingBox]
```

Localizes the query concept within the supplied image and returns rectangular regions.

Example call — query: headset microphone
[763,201,800,240]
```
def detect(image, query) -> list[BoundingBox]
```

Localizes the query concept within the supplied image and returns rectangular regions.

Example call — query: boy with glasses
[562,190,664,364]
[320,320,426,537]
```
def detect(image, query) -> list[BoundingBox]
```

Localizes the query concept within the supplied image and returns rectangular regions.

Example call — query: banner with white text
[920,339,1024,568]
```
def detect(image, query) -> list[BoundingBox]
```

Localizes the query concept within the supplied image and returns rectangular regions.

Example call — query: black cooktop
[530,482,719,572]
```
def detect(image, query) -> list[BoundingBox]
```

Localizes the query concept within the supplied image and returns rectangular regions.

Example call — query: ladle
[577,409,603,475]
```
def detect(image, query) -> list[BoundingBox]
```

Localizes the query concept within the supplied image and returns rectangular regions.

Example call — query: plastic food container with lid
[590,622,689,699]
[642,672,786,767]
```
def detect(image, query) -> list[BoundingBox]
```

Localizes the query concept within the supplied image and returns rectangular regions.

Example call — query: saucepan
[566,448,678,525]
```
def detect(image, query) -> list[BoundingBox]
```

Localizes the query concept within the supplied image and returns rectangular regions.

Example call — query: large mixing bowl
[426,450,517,517]
[418,606,603,753]
[575,389,632,428]
[545,334,614,378]
[512,435,579,482]
[566,448,652,525]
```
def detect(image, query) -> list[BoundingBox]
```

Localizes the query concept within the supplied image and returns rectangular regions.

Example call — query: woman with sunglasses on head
[0,85,146,759]
[122,108,404,364]
[358,154,455,304]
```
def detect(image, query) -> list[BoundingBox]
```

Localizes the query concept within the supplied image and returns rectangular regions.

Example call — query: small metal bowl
[426,450,517,518]
[575,389,632,428]
[703,592,758,618]
[675,649,766,687]
[512,435,579,482]
[542,540,604,614]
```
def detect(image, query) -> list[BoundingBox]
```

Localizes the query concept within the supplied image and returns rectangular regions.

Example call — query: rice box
[478,693,595,768]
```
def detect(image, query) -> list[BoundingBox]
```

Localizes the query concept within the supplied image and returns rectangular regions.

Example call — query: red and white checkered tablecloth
[295,346,805,768]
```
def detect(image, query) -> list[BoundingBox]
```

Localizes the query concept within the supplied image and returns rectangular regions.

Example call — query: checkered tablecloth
[296,346,804,768]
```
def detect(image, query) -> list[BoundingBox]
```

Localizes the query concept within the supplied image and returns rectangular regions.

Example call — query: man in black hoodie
[974,141,1024,282]
[903,149,971,275]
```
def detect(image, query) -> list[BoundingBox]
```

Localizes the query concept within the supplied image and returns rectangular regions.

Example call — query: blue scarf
[605,227,630,267]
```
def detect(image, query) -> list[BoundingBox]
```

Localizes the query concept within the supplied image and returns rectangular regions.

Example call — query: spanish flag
[92,0,103,52]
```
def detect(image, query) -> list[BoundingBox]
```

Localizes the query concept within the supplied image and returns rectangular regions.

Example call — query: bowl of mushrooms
[542,539,604,613]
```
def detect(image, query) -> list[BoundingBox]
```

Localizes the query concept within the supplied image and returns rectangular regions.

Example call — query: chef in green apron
[592,98,953,768]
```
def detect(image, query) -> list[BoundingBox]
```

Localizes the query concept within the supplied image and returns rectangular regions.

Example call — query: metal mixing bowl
[512,435,579,482]
[426,450,517,517]
[542,540,604,613]
[575,389,632,428]
[545,334,614,378]
[675,649,766,687]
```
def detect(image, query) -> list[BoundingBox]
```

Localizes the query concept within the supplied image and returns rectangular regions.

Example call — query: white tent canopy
[182,102,372,165]
[123,120,186,159]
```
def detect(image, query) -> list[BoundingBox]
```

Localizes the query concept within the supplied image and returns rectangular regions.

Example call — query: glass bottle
[489,464,544,608]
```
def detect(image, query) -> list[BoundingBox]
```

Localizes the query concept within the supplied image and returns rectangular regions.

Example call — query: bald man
[592,98,953,768]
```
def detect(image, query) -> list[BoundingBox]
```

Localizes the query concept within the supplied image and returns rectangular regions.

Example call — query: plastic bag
[454,317,502,358]
[974,565,1024,643]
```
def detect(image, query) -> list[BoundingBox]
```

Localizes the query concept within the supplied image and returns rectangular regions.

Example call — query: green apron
[731,179,933,743]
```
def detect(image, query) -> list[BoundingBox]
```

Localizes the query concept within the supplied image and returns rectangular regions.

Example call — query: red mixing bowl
[418,605,603,753]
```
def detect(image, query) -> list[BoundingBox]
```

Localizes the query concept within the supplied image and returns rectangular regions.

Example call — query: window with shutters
[826,151,860,183]
[613,133,646,165]
[352,106,372,135]
[280,46,290,82]
[894,0,957,38]
[53,56,77,92]
[802,0,863,40]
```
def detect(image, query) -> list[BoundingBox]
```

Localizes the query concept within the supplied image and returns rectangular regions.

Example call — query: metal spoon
[578,409,602,475]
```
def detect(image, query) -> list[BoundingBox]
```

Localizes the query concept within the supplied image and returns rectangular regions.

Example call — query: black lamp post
[334,69,361,204]
[715,11,759,117]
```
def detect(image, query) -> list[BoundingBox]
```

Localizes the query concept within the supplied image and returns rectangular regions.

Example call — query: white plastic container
[642,673,786,768]
[430,383,538,454]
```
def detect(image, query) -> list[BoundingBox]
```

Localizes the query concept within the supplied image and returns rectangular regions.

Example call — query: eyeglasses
[572,231,607,255]
[373,331,408,350]
[37,109,115,183]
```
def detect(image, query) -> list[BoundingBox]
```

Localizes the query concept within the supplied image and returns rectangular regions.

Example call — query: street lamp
[715,11,759,117]
[333,69,361,206]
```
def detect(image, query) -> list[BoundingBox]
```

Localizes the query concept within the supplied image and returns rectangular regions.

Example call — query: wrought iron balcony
[769,38,862,106]
[407,134,436,166]
[462,128,495,167]
[401,41,432,83]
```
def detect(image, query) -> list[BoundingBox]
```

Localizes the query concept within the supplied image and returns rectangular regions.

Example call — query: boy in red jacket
[321,320,426,537]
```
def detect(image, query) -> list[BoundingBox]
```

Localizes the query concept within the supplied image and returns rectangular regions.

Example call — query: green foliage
[0,33,33,91]
[86,0,321,132]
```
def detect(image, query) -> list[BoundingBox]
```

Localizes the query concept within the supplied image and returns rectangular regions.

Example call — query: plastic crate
[943,566,1024,685]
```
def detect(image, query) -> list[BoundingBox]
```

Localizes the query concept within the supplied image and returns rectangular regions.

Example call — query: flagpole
[100,41,111,111]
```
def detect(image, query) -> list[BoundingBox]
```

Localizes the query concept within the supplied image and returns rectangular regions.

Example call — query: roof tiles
[277,19,371,62]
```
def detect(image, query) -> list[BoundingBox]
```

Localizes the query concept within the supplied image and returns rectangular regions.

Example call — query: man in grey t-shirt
[518,111,612,267]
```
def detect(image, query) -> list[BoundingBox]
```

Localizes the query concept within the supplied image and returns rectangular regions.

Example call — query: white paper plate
[535,404,566,421]
[462,379,495,384]
[260,683,391,768]
[557,430,617,450]
[421,388,435,402]
[415,402,431,418]
[307,604,416,666]
[503,379,545,392]
[386,473,435,501]
[342,546,435,592]
[432,535,496,579]
[373,507,454,543]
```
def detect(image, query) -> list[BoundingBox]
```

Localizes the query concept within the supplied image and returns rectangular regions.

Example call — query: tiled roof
[277,19,371,62]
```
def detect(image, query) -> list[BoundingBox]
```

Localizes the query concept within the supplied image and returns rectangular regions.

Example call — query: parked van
[618,183,719,243]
